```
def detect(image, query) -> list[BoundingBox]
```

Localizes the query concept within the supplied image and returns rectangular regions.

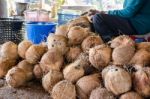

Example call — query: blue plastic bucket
[25,22,57,44]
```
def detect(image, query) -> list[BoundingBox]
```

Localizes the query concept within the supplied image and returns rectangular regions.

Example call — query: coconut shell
[25,44,47,64]
[6,67,27,87]
[112,45,135,65]
[76,74,102,99]
[110,35,135,48]
[51,80,76,99]
[63,59,84,83]
[0,41,18,60]
[40,49,64,73]
[130,49,150,67]
[47,34,68,55]
[81,35,103,52]
[66,46,82,63]
[89,44,112,70]
[120,91,143,99]
[136,42,150,51]
[42,70,63,93]
[0,57,16,78]
[132,67,150,97]
[103,66,132,95]
[90,87,115,99]
[55,24,69,37]
[68,26,89,45]
[18,40,32,58]
[33,64,43,79]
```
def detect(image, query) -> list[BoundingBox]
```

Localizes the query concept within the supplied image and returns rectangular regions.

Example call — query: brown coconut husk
[136,42,150,51]
[109,35,135,48]
[33,64,43,79]
[47,34,68,55]
[130,49,150,67]
[76,73,102,99]
[102,66,132,96]
[81,35,104,53]
[132,67,150,97]
[90,87,115,99]
[89,44,112,70]
[120,91,143,99]
[66,46,82,63]
[25,44,47,64]
[42,70,63,93]
[51,80,76,99]
[63,59,84,83]
[112,45,135,66]
[55,24,69,38]
[40,49,64,73]
[18,40,32,59]
[68,26,89,45]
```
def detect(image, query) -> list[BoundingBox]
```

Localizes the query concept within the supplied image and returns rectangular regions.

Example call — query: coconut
[51,80,76,99]
[110,35,135,48]
[55,24,69,37]
[136,42,150,51]
[0,41,18,60]
[81,35,103,52]
[132,67,150,97]
[6,67,27,87]
[76,74,102,99]
[120,91,143,99]
[102,66,132,95]
[68,16,90,29]
[33,64,43,79]
[42,70,63,93]
[0,57,16,78]
[47,34,68,55]
[89,44,112,70]
[68,26,89,45]
[130,49,150,67]
[25,44,47,64]
[90,87,115,99]
[63,59,84,83]
[18,40,32,58]
[40,49,64,73]
[112,45,135,65]
[66,46,82,63]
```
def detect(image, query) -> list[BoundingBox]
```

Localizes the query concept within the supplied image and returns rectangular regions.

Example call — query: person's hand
[87,9,100,16]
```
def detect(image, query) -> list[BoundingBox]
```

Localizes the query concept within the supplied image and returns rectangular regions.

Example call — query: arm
[108,0,146,18]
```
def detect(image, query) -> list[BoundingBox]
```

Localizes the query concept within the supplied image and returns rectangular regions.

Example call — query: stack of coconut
[0,16,150,99]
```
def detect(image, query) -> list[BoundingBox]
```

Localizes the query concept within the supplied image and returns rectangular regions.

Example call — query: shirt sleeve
[108,0,146,18]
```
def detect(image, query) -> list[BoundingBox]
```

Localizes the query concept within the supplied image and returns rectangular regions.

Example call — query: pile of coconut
[1,16,150,99]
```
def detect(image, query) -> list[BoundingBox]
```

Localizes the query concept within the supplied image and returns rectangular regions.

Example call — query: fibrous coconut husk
[55,24,69,38]
[119,91,143,99]
[136,42,150,51]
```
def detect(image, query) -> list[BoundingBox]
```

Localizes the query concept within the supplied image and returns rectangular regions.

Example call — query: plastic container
[25,22,57,44]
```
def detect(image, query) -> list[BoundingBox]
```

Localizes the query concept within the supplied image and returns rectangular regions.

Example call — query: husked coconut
[68,26,89,45]
[51,80,76,99]
[89,44,112,70]
[130,49,150,67]
[66,46,82,62]
[63,59,84,83]
[25,44,47,64]
[81,35,104,52]
[133,67,150,97]
[76,74,102,99]
[47,34,68,55]
[55,24,69,37]
[90,87,115,99]
[110,35,135,48]
[0,41,18,60]
[40,49,64,73]
[33,64,43,79]
[120,91,143,99]
[102,66,132,95]
[18,40,32,58]
[136,42,150,51]
[112,45,135,65]
[42,70,63,93]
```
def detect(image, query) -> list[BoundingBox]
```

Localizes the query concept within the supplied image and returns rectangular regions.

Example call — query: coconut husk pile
[1,16,150,99]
